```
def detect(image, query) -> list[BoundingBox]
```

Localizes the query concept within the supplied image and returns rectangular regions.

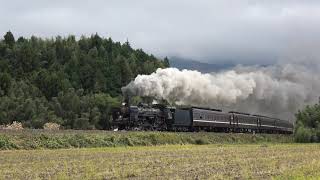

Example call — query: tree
[295,104,320,142]
[90,107,101,129]
[93,93,120,129]
[0,32,168,129]
[119,56,133,85]
[164,57,170,67]
[91,33,102,48]
[4,31,15,47]
[0,72,11,96]
[94,70,106,93]
[73,113,90,129]
[79,64,95,91]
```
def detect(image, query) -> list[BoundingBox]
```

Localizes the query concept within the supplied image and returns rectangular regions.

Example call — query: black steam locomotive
[112,103,293,134]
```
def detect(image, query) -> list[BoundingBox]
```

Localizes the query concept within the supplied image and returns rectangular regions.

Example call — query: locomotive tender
[112,103,293,134]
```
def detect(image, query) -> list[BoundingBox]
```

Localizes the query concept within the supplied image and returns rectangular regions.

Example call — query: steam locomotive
[112,103,294,134]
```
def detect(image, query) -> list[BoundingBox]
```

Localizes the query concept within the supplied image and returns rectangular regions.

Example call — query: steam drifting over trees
[122,64,320,121]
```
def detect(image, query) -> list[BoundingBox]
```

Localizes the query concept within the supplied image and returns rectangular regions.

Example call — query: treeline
[295,104,320,142]
[0,31,169,129]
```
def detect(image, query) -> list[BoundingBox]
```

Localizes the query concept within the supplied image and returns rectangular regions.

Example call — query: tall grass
[0,130,293,150]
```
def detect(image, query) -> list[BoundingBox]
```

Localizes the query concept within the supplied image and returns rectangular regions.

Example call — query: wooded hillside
[0,31,169,129]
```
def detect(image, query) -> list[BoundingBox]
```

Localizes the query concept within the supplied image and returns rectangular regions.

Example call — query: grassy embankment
[0,144,319,179]
[0,129,293,150]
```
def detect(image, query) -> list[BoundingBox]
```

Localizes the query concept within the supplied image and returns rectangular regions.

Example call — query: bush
[195,138,209,145]
[294,104,320,143]
[4,121,23,130]
[294,127,312,143]
[43,123,60,130]
[0,136,16,150]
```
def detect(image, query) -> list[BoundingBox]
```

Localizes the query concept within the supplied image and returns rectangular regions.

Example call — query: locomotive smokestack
[122,94,130,107]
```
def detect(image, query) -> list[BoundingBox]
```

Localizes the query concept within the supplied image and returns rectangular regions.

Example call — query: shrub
[0,130,293,150]
[294,127,312,143]
[315,128,320,142]
[294,104,320,143]
[0,136,16,149]
[43,123,60,130]
[4,121,23,130]
[195,138,209,145]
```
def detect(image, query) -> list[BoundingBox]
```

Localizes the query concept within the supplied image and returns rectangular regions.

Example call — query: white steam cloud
[122,64,320,121]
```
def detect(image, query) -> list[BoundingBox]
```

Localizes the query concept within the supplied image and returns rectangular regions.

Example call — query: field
[0,130,313,179]
[0,144,320,179]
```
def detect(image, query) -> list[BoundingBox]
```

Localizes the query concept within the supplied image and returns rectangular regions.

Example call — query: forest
[0,31,169,129]
[295,104,320,142]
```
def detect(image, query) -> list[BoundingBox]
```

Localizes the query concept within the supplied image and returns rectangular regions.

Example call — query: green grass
[0,144,319,179]
[0,129,293,150]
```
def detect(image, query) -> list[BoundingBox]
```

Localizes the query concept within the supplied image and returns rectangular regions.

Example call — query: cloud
[1,0,320,64]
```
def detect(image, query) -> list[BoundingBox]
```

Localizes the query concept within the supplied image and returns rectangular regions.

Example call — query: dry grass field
[0,144,320,179]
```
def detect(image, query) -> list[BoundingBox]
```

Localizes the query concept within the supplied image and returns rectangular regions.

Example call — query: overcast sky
[1,0,319,65]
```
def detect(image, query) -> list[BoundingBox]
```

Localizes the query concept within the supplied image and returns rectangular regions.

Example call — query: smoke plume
[122,63,320,121]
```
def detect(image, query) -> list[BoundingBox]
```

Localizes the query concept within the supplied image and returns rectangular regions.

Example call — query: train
[112,102,294,134]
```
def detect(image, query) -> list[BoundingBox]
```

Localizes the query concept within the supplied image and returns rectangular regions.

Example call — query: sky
[1,0,320,65]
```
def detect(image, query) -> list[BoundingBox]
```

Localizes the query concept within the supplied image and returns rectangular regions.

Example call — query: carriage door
[230,114,234,127]
[232,114,238,130]
[235,116,239,128]
[257,118,261,132]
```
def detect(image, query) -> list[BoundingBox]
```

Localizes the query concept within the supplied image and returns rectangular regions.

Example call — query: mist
[122,63,320,121]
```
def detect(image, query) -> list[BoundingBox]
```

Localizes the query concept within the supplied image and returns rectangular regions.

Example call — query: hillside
[0,32,169,129]
[169,57,235,73]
